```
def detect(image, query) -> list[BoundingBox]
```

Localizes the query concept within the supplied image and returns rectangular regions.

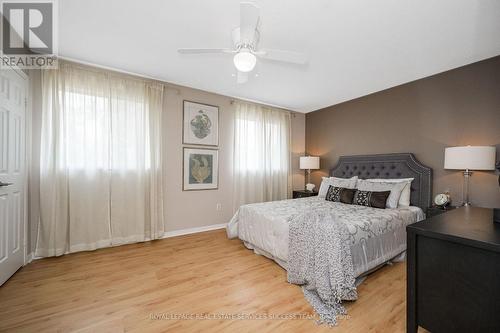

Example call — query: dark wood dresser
[407,207,500,333]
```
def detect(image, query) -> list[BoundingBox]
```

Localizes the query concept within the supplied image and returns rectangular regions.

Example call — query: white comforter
[227,196,424,276]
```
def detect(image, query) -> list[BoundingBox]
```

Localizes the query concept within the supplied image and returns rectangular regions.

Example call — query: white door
[0,67,26,286]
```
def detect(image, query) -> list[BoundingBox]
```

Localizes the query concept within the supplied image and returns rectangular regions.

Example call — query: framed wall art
[183,100,219,146]
[183,147,218,191]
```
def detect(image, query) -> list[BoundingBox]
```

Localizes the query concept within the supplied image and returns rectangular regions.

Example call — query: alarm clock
[434,193,451,208]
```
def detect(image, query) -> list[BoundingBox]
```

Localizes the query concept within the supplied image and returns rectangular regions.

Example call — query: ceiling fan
[177,2,307,84]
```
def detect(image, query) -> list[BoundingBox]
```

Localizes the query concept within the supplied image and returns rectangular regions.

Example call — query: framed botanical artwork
[183,147,218,191]
[183,100,219,146]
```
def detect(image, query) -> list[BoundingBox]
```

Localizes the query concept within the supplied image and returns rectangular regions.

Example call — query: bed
[227,153,432,278]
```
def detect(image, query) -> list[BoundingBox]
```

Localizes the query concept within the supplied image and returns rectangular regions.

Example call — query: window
[37,62,165,257]
[234,119,287,172]
[59,91,150,171]
[233,101,291,207]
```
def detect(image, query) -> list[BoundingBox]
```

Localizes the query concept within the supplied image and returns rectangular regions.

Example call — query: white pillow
[363,178,414,207]
[356,179,407,209]
[318,176,358,197]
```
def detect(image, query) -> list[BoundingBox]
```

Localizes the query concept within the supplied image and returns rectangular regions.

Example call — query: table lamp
[444,145,496,206]
[300,156,320,192]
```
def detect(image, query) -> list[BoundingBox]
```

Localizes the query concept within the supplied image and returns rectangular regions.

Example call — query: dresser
[407,207,500,333]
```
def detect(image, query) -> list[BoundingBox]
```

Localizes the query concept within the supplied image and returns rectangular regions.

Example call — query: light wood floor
[0,229,413,332]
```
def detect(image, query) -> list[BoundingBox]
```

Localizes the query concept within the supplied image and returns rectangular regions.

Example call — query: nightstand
[426,205,457,219]
[292,190,318,199]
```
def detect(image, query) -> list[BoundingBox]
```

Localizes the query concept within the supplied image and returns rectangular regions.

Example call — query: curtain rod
[229,98,300,115]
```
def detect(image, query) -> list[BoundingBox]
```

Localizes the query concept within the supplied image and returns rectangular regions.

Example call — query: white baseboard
[24,224,227,262]
[25,252,34,265]
[162,223,227,239]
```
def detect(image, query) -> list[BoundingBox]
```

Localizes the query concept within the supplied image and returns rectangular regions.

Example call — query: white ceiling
[59,0,500,113]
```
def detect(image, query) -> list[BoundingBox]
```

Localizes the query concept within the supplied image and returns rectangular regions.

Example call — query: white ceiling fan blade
[178,48,234,54]
[237,71,248,84]
[240,2,260,45]
[256,49,308,65]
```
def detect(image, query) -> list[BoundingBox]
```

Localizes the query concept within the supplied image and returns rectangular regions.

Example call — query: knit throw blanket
[287,209,358,326]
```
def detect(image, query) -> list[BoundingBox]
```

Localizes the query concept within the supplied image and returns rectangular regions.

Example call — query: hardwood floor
[0,229,412,332]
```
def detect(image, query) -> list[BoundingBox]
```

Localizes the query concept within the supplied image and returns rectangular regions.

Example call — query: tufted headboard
[330,153,432,210]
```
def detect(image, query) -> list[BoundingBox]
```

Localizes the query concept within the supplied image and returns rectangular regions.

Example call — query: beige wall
[161,85,305,232]
[306,56,500,208]
[27,67,305,253]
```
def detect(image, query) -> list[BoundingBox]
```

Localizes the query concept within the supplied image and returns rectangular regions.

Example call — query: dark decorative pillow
[325,186,356,204]
[353,190,391,209]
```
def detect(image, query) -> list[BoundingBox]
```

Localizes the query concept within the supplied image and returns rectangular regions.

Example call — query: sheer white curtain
[36,62,164,257]
[233,101,291,209]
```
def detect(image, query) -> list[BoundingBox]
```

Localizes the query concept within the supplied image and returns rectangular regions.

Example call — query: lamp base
[462,170,472,208]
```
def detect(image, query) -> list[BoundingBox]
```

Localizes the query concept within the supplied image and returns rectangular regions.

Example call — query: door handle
[0,181,12,187]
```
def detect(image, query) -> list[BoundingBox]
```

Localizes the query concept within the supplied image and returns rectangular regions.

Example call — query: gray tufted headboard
[330,153,432,210]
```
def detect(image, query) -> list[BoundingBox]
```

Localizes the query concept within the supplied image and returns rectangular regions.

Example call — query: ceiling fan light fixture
[233,50,256,72]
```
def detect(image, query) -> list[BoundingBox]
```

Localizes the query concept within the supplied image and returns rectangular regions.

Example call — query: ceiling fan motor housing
[231,27,260,52]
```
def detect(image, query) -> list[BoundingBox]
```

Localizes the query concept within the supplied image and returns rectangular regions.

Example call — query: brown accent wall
[306,56,500,208]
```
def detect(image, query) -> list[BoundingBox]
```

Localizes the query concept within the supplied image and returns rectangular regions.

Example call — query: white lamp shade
[300,156,320,170]
[233,50,257,72]
[444,146,496,170]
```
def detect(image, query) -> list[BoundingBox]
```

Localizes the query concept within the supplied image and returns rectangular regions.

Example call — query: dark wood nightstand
[426,205,457,218]
[292,190,318,199]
